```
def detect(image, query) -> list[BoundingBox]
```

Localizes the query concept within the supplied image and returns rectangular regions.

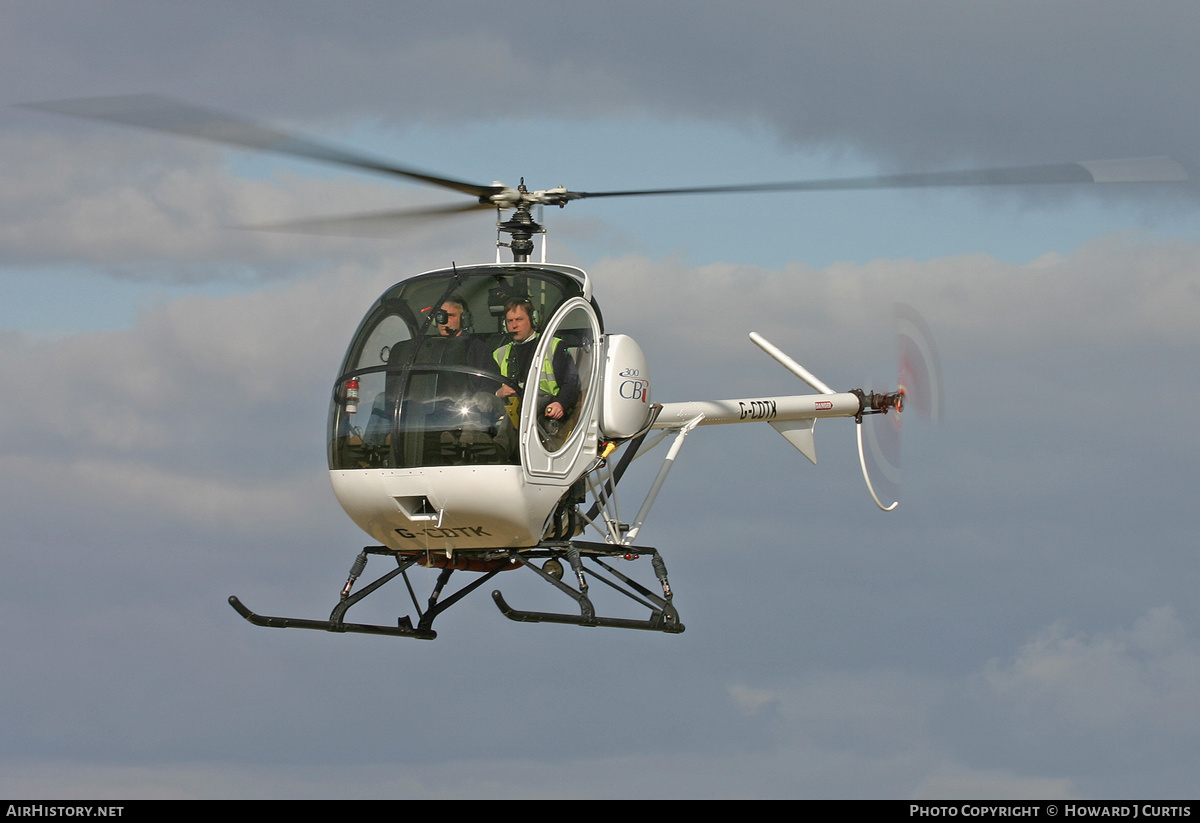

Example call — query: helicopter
[23,96,1189,639]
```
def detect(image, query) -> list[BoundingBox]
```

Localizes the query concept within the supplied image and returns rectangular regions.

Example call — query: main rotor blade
[571,157,1188,200]
[20,95,500,199]
[244,201,494,237]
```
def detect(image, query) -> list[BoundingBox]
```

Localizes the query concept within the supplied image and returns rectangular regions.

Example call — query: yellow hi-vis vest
[494,336,562,426]
[495,336,563,395]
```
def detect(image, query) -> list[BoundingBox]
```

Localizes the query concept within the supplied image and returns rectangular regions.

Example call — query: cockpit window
[353,312,409,370]
[329,365,516,469]
[533,306,592,452]
[328,265,593,471]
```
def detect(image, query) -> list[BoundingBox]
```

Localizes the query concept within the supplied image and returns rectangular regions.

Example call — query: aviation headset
[433,295,472,331]
[503,297,539,331]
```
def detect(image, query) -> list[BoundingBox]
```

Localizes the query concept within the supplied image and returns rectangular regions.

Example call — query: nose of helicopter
[329,465,565,552]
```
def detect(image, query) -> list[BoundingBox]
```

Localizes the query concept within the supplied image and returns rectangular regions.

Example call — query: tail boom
[653,392,863,428]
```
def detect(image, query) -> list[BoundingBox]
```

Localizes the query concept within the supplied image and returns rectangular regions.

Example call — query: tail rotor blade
[895,303,944,424]
[856,304,942,511]
[858,391,902,512]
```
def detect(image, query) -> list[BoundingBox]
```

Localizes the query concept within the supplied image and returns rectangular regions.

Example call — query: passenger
[433,295,512,462]
[436,295,496,376]
[494,298,580,423]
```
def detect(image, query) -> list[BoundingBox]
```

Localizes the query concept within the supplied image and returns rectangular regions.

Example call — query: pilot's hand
[545,401,564,420]
[497,384,517,398]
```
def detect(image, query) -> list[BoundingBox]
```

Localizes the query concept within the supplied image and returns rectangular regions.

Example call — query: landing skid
[228,594,438,639]
[228,541,683,640]
[493,543,684,633]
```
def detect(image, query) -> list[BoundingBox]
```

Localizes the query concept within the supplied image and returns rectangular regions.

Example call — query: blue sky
[3,1,1200,799]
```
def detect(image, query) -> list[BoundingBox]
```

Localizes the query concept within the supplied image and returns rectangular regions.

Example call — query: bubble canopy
[327,263,600,473]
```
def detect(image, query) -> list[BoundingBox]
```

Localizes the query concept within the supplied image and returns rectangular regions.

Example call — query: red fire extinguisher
[343,377,360,415]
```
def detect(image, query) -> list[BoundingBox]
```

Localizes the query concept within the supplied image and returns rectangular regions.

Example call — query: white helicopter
[25,97,1188,639]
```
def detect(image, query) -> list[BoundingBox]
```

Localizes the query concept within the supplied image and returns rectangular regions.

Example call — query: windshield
[328,264,593,470]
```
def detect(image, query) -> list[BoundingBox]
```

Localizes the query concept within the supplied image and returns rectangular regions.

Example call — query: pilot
[494,298,579,422]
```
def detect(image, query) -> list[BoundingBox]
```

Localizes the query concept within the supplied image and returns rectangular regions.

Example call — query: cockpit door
[519,297,602,479]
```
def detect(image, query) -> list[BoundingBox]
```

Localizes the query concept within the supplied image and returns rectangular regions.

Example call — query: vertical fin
[770,418,818,464]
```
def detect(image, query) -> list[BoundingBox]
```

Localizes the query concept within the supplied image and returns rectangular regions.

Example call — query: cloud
[0,130,474,278]
[592,235,1200,379]
[2,5,1199,797]
[721,605,1200,798]
[10,2,1200,190]
[911,768,1075,801]
[8,235,1189,543]
[0,241,1196,798]
[0,262,399,540]
[984,605,1200,735]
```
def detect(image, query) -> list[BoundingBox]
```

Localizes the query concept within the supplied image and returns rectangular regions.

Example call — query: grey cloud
[9,3,1200,179]
[3,2,1200,799]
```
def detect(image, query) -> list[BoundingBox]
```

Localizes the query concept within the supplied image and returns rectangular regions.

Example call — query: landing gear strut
[493,542,683,633]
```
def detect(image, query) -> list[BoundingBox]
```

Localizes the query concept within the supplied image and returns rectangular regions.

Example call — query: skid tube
[229,546,511,640]
[491,541,685,634]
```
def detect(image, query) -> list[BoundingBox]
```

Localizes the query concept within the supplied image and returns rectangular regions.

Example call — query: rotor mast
[494,180,545,262]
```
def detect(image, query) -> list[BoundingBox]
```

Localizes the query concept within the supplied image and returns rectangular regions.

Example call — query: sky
[2,1,1200,799]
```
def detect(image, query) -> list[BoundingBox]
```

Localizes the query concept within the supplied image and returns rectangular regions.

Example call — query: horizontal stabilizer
[771,418,817,464]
